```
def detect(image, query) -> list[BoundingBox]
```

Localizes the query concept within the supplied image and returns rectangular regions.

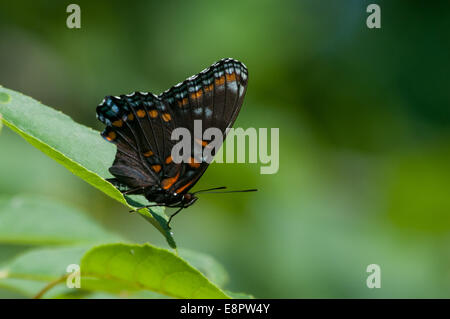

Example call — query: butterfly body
[96,58,248,220]
[143,186,197,207]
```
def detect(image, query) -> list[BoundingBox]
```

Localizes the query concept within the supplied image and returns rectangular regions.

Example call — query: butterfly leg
[122,187,145,195]
[107,179,145,195]
[167,205,185,229]
[130,203,179,213]
[128,203,161,213]
[142,203,176,209]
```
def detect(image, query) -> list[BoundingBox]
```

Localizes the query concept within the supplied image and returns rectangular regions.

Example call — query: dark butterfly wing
[159,58,248,194]
[97,58,248,197]
[97,92,180,193]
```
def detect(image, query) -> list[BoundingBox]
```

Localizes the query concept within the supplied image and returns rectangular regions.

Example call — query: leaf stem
[33,274,69,299]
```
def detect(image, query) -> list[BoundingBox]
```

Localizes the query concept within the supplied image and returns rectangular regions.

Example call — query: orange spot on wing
[188,157,201,169]
[204,84,214,92]
[165,156,172,164]
[106,131,117,141]
[161,113,171,122]
[144,151,154,157]
[176,180,195,194]
[136,109,146,118]
[191,90,203,100]
[215,76,225,86]
[152,165,161,173]
[112,119,123,127]
[177,97,188,107]
[226,72,236,82]
[161,171,180,190]
[149,110,158,118]
[195,138,208,147]
[127,113,134,121]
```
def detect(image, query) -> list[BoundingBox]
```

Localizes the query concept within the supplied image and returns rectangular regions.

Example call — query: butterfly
[96,58,254,227]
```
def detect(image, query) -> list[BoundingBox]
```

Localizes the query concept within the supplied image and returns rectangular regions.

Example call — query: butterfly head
[179,193,198,207]
[143,187,198,208]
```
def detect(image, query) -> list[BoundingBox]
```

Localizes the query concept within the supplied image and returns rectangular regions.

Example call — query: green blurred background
[1,0,450,298]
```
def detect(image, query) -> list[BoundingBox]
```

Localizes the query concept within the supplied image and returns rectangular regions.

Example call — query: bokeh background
[1,0,450,298]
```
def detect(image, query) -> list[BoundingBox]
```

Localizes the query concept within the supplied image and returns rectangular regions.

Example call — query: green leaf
[0,278,68,298]
[53,290,166,299]
[0,195,121,245]
[2,246,87,282]
[179,249,229,288]
[0,244,248,299]
[0,246,88,298]
[0,92,10,104]
[225,290,254,299]
[0,86,175,248]
[0,245,161,298]
[81,243,230,299]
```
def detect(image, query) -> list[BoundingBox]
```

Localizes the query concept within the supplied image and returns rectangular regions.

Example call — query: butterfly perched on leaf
[96,58,255,227]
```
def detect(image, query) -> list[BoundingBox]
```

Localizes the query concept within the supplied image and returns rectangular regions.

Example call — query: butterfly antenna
[196,188,258,194]
[193,186,227,194]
